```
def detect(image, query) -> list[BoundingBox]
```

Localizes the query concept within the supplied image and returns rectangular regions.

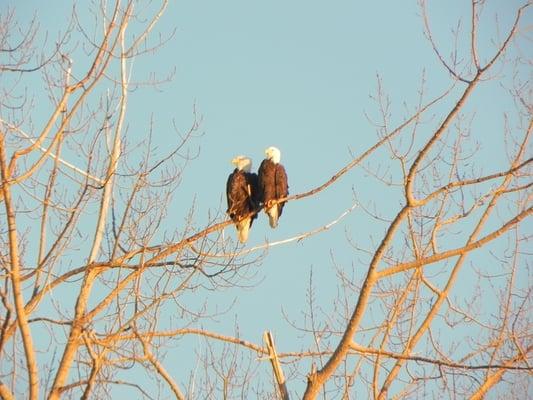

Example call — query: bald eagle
[226,156,259,243]
[258,146,289,228]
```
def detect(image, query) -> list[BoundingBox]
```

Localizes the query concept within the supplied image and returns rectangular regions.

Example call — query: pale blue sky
[3,0,531,397]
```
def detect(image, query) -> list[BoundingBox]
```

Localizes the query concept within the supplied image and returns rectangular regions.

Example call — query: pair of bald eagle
[226,146,289,243]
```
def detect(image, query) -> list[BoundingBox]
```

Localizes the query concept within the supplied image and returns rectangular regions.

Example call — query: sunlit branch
[420,156,532,205]
[0,134,39,399]
[349,343,533,371]
[377,206,532,279]
[191,203,357,259]
[0,118,104,185]
[134,329,186,400]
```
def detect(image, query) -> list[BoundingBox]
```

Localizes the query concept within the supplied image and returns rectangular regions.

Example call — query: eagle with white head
[258,146,289,228]
[226,156,259,243]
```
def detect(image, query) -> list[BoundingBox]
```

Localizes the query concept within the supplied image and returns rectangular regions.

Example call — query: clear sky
[3,0,531,397]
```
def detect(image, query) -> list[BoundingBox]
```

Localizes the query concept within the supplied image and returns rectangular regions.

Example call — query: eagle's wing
[257,159,268,204]
[275,164,289,216]
[247,172,260,206]
[226,170,236,214]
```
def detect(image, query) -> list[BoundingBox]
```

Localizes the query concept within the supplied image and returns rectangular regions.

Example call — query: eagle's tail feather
[236,218,251,243]
[266,206,279,228]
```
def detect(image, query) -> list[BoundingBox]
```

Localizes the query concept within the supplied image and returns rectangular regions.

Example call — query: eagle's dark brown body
[226,168,259,242]
[258,158,288,228]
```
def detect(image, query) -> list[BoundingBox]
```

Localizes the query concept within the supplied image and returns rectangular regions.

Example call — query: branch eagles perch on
[226,156,259,243]
[258,146,289,228]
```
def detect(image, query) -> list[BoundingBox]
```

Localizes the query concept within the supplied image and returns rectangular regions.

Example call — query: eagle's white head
[265,146,281,164]
[231,155,252,172]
